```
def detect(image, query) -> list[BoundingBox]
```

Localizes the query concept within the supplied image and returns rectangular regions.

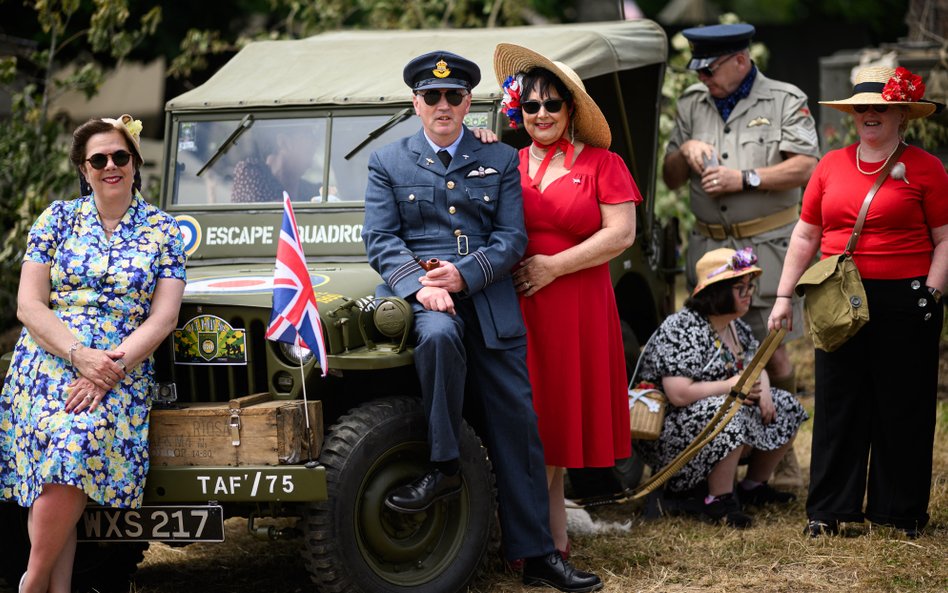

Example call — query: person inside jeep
[361,49,603,592]
[232,123,322,202]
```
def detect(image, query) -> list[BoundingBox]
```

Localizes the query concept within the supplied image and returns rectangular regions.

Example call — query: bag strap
[844,142,907,255]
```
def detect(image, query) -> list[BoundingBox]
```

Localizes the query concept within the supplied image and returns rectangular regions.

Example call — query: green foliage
[0,0,160,330]
[168,0,538,82]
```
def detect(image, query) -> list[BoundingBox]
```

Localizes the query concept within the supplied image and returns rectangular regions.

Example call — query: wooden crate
[149,393,322,467]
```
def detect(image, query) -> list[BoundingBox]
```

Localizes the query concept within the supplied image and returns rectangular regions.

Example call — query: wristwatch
[742,169,761,190]
[928,286,942,303]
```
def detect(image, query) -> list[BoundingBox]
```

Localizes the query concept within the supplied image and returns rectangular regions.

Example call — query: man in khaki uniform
[664,23,819,486]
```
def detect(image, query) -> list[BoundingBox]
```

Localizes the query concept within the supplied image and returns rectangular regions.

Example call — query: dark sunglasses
[416,89,468,106]
[86,150,132,170]
[853,105,889,114]
[697,53,738,78]
[520,99,565,114]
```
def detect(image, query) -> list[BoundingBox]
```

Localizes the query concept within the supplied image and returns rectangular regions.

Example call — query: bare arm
[114,277,186,371]
[768,219,822,331]
[926,223,948,293]
[701,152,818,197]
[662,374,741,407]
[16,261,125,391]
[513,200,636,296]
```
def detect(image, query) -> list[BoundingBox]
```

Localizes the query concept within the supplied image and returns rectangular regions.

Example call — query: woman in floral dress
[0,115,186,593]
[635,248,806,527]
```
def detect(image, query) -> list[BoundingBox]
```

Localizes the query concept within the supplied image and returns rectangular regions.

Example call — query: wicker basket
[628,388,666,441]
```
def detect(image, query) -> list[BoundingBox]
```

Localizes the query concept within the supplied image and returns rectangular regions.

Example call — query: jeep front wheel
[301,396,496,593]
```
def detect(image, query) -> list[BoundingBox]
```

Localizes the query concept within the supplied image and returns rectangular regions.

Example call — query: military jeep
[2,20,673,593]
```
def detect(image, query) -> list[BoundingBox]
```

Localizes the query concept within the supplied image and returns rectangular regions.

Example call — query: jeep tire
[302,396,497,593]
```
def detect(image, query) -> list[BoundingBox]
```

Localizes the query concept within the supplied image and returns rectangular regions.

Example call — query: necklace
[529,144,563,162]
[856,141,901,175]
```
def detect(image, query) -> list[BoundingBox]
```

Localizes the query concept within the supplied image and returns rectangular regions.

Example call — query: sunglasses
[520,99,565,114]
[697,53,738,78]
[86,150,132,170]
[416,89,468,106]
[852,105,889,114]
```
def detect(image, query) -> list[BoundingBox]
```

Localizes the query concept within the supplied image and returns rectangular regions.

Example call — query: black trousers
[807,277,942,530]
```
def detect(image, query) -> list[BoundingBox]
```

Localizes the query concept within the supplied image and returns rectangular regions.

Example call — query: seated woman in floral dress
[634,247,807,527]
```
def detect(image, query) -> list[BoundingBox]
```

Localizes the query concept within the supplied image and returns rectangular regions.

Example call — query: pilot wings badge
[466,166,498,178]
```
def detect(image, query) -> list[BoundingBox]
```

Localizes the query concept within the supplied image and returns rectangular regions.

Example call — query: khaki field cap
[493,43,611,149]
[101,113,145,165]
[693,247,762,296]
[820,66,938,120]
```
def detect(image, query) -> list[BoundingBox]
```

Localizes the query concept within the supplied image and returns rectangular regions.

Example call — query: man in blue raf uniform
[362,50,603,592]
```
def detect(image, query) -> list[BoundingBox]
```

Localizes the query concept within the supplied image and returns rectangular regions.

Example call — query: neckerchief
[713,64,758,121]
[530,137,575,189]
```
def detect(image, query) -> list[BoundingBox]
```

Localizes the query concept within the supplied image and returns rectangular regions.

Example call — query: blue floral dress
[0,194,186,508]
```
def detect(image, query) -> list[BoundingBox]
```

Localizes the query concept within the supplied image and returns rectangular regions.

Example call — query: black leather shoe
[523,551,603,592]
[384,469,461,513]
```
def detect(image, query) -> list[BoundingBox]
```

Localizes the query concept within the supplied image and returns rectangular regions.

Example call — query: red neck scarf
[530,137,575,188]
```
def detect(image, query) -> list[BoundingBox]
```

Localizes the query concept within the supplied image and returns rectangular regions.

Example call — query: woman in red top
[769,66,948,538]
[493,44,641,555]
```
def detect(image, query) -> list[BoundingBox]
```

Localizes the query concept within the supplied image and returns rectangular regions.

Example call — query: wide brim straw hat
[820,66,937,120]
[693,247,762,296]
[101,113,145,165]
[493,43,611,149]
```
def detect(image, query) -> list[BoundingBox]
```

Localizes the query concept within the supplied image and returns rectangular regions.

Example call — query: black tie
[437,149,452,167]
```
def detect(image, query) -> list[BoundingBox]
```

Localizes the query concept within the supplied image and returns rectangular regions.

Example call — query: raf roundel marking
[175,215,202,256]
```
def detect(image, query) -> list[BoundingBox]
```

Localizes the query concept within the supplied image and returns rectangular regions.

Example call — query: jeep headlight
[280,342,314,365]
[374,298,411,338]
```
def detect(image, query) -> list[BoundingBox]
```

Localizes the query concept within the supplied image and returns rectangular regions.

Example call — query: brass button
[454,229,462,237]
[449,206,456,214]
[408,194,415,201]
[446,181,456,189]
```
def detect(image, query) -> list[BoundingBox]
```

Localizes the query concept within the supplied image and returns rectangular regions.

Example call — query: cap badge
[433,59,451,79]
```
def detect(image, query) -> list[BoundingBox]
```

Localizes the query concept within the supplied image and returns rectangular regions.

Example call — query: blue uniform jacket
[362,127,527,349]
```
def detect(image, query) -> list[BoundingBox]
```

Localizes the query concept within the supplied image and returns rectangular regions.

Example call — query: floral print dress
[0,194,186,508]
[633,307,808,493]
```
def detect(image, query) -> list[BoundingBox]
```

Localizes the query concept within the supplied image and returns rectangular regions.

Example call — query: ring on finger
[712,178,719,185]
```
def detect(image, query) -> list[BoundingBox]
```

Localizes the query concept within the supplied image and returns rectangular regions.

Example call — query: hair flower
[881,67,925,103]
[120,114,143,139]
[501,74,523,128]
[707,246,758,279]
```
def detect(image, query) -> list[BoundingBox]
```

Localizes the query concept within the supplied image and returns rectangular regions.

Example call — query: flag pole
[297,334,314,463]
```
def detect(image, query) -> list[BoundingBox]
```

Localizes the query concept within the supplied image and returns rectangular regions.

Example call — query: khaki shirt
[667,72,820,226]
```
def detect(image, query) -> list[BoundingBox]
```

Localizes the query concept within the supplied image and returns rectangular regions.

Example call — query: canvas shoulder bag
[794,143,906,352]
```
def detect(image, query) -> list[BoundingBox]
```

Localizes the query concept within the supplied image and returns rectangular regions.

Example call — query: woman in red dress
[494,44,642,554]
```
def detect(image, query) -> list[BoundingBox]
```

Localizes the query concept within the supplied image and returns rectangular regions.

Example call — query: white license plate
[78,505,224,542]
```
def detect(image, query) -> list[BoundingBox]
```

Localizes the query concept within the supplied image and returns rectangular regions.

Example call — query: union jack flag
[266,192,328,376]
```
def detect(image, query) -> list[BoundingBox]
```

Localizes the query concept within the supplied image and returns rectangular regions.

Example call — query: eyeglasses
[416,89,468,106]
[853,105,889,114]
[520,99,565,114]
[697,53,738,78]
[733,281,756,297]
[86,150,132,170]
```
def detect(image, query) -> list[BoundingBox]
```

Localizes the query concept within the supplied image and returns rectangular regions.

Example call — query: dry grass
[118,338,948,593]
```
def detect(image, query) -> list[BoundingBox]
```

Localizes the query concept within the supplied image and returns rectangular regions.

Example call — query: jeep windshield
[169,110,491,206]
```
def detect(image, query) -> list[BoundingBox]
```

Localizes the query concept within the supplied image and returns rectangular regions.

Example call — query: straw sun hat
[493,43,611,149]
[693,247,762,296]
[820,66,938,120]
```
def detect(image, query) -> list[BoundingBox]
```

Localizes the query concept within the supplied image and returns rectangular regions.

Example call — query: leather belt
[694,205,798,240]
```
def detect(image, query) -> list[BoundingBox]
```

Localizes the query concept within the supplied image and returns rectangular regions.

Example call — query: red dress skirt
[518,146,641,467]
